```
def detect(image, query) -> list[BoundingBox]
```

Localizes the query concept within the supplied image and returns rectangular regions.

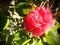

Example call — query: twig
[30,0,37,8]
[50,0,55,9]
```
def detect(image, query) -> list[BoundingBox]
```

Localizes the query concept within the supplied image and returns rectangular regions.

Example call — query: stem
[40,0,49,8]
[40,1,44,7]
[30,0,37,8]
[50,0,55,9]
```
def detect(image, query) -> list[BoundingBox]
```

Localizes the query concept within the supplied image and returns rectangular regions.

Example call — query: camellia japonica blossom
[23,6,54,37]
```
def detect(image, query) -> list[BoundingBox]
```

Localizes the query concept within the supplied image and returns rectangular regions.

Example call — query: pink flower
[23,7,54,37]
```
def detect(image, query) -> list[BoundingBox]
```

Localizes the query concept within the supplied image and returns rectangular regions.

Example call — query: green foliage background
[0,0,60,45]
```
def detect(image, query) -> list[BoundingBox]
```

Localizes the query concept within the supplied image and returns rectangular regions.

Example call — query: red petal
[32,28,45,37]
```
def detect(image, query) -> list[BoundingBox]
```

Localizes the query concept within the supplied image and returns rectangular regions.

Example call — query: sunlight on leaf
[22,39,31,45]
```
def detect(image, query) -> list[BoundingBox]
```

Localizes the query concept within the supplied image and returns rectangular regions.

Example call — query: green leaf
[36,39,43,45]
[13,30,30,45]
[13,32,21,45]
[14,32,20,40]
[45,36,59,45]
[0,11,9,30]
[3,19,9,30]
[45,22,60,45]
[16,2,34,16]
[22,39,31,45]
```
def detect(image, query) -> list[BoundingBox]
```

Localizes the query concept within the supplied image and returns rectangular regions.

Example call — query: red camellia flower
[23,6,54,37]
